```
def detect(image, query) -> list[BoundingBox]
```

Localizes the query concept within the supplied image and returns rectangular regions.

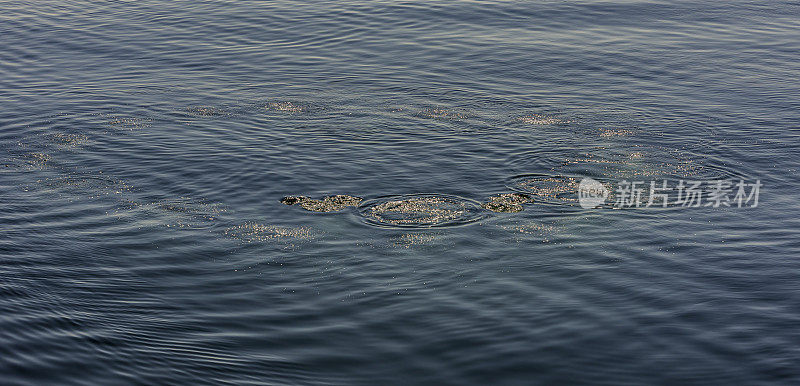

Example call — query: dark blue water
[2,0,800,384]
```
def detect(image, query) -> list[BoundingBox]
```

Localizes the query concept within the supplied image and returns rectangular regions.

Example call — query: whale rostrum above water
[481,193,534,213]
[280,195,363,212]
[281,192,534,216]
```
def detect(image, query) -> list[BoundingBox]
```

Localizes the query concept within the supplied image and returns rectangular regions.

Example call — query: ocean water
[2,0,799,384]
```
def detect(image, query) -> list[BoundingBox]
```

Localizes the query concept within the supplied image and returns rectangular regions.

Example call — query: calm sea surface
[2,0,799,384]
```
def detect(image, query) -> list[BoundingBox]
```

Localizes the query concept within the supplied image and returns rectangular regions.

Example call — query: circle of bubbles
[358,194,487,229]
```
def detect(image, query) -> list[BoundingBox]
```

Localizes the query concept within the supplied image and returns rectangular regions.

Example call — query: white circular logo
[578,177,608,209]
